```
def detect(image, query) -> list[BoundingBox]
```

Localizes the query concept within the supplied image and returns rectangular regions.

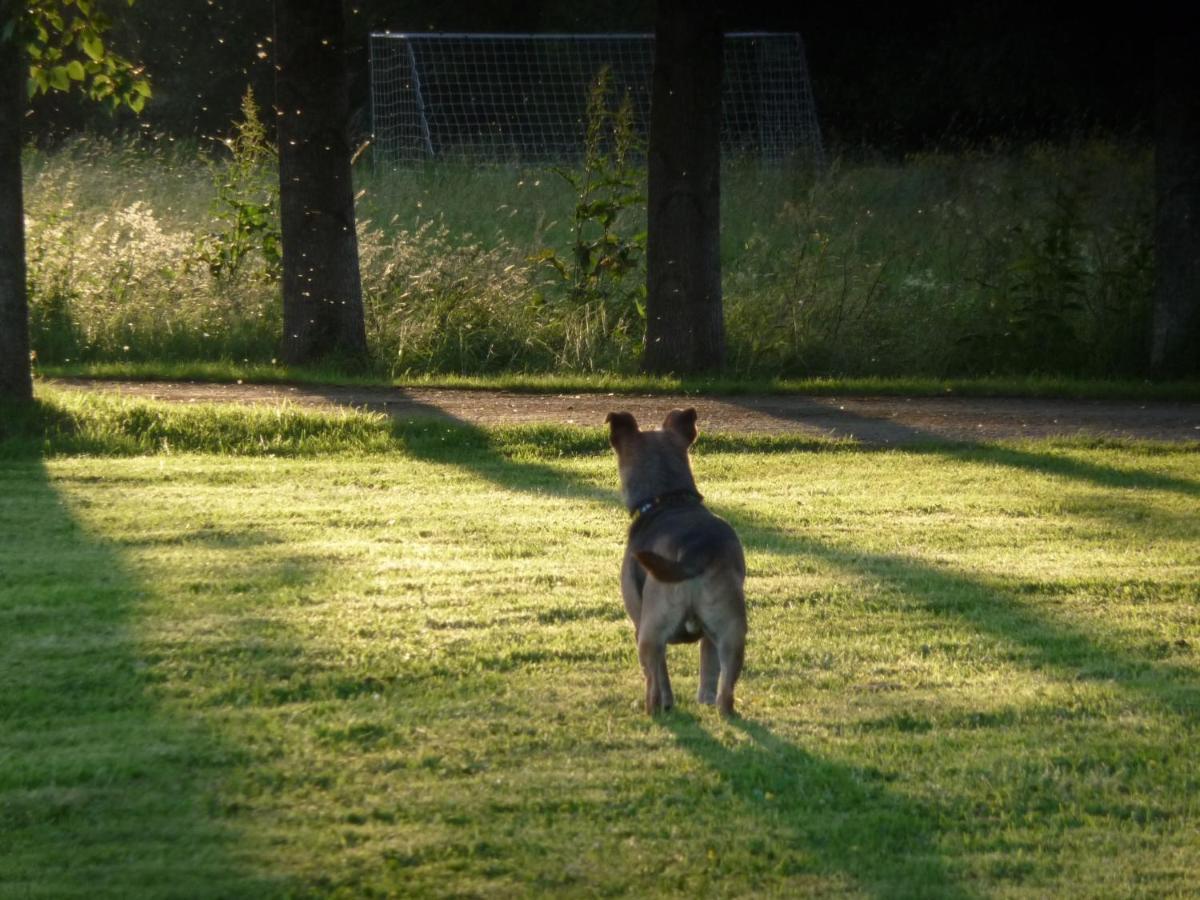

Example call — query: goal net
[368,32,823,167]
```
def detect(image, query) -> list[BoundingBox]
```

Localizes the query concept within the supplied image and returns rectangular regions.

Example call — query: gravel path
[46,378,1200,446]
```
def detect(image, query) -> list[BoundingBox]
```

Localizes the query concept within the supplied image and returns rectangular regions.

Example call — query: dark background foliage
[24,0,1152,154]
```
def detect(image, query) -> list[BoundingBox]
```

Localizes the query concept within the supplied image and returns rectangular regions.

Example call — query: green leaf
[65,60,85,81]
[81,33,104,62]
[49,65,70,91]
[133,78,151,97]
[526,249,567,279]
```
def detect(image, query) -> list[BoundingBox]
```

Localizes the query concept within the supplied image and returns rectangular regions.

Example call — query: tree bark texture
[1151,33,1200,376]
[641,0,724,375]
[274,0,367,366]
[0,30,33,402]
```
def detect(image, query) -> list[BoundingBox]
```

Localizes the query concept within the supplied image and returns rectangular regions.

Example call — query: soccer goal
[368,31,823,167]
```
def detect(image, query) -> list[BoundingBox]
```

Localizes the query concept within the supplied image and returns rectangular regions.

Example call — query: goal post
[368,31,824,168]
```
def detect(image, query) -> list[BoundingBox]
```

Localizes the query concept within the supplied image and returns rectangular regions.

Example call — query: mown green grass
[35,364,1200,403]
[2,392,1198,897]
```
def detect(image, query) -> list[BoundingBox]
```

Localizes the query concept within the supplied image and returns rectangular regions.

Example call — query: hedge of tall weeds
[23,122,1152,378]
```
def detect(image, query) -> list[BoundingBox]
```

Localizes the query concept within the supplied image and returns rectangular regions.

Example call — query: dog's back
[633,504,744,584]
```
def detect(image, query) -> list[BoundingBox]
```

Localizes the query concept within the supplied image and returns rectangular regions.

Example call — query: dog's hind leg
[698,636,720,705]
[716,627,745,717]
[635,593,679,714]
[695,574,747,716]
[637,636,673,714]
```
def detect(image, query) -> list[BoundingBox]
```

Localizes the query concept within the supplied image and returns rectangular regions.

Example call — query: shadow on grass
[721,504,1200,723]
[417,406,1191,667]
[372,397,1199,718]
[723,397,1200,498]
[663,711,972,899]
[377,400,1197,890]
[287,385,1200,505]
[915,442,1200,500]
[0,459,279,896]
[373,407,982,894]
[8,391,1196,892]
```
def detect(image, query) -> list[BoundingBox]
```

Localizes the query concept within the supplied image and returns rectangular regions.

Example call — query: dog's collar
[628,488,704,531]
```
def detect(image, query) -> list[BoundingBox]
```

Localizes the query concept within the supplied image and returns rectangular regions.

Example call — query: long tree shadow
[18,388,1195,892]
[369,400,1198,891]
[219,382,1200,499]
[369,406,989,893]
[724,396,1200,498]
[366,398,1199,723]
[720,503,1200,723]
[929,442,1200,498]
[380,400,619,509]
[0,457,284,896]
[663,711,973,899]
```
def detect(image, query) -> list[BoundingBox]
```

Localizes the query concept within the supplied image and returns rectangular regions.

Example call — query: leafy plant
[955,173,1147,375]
[16,0,152,111]
[973,186,1087,371]
[194,87,281,281]
[532,68,647,323]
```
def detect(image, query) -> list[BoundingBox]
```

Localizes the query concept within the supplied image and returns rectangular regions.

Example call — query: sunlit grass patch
[1,402,1197,896]
[36,363,1200,402]
[1,387,618,460]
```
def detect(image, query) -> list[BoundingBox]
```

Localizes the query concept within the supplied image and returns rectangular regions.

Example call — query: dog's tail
[634,550,704,583]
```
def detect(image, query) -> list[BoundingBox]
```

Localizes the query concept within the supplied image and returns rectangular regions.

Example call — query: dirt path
[46,378,1200,445]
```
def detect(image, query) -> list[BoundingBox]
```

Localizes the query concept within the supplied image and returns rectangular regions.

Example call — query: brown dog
[606,408,747,716]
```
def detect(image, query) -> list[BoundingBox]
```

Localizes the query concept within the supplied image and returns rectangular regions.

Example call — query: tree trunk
[0,28,33,403]
[273,0,367,367]
[1151,33,1200,377]
[641,0,724,375]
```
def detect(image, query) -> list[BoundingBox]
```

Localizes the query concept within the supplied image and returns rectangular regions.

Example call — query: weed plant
[529,67,648,366]
[193,88,281,281]
[23,133,1153,378]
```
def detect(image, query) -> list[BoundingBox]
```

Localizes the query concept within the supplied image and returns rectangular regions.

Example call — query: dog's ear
[605,411,639,449]
[662,408,698,446]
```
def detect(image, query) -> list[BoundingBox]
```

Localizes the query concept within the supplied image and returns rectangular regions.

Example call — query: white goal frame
[368,31,823,167]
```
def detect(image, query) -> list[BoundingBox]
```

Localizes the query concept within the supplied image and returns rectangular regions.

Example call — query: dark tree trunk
[1151,33,1200,377]
[641,0,724,375]
[0,30,33,403]
[273,0,367,367]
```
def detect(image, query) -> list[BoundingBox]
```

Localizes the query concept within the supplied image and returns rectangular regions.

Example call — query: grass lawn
[36,362,1200,402]
[1,392,1198,897]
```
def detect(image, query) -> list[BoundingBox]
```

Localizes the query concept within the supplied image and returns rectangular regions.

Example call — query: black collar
[628,488,704,534]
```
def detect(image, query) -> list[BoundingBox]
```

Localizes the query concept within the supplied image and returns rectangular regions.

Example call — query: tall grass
[23,135,1153,378]
[23,136,280,365]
